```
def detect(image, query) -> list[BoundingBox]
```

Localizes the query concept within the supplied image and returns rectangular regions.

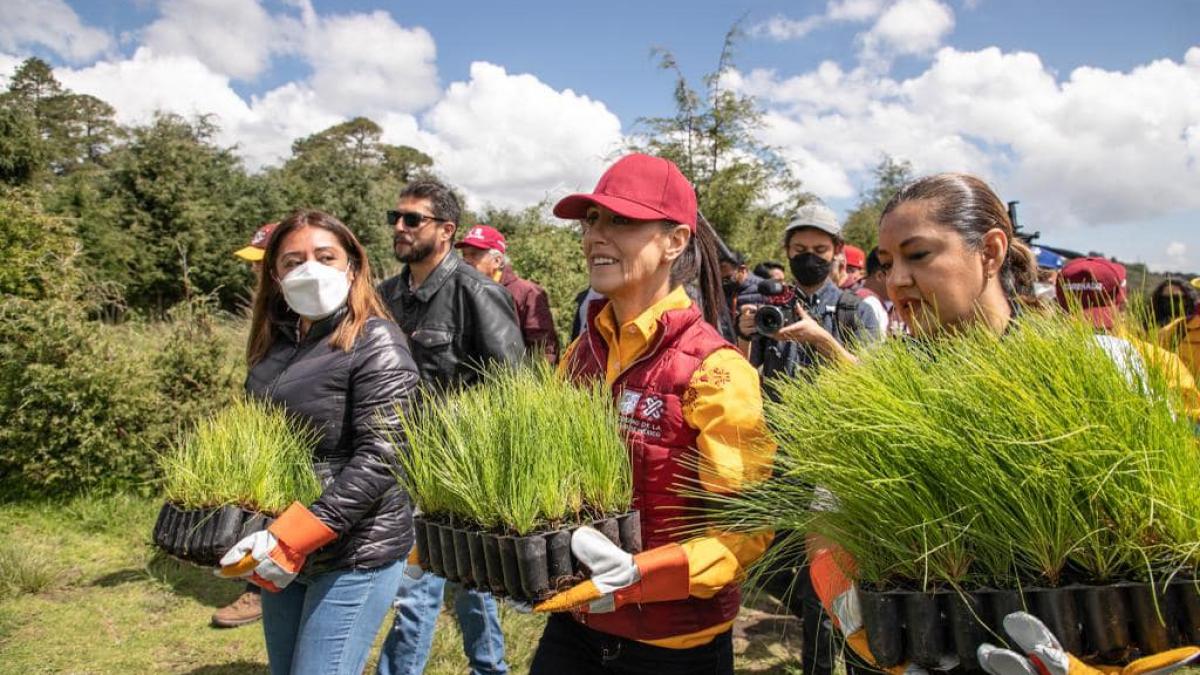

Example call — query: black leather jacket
[246,307,420,573]
[378,252,525,392]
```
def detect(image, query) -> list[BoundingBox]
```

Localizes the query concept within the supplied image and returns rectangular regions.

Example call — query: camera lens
[756,306,785,334]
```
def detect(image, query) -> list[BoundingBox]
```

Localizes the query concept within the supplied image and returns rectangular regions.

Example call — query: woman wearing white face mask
[218,209,421,675]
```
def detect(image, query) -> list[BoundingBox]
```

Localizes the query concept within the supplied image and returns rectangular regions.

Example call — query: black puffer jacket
[378,251,525,392]
[246,307,420,573]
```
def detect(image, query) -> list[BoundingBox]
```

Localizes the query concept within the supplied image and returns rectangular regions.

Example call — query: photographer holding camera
[736,204,882,675]
[737,204,882,383]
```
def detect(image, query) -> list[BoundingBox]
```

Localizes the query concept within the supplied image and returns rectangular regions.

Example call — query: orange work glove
[534,526,689,614]
[216,502,336,592]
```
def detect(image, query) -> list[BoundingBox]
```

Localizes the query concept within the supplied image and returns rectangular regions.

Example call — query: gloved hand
[533,526,690,613]
[216,502,336,592]
[978,612,1200,675]
[809,544,930,675]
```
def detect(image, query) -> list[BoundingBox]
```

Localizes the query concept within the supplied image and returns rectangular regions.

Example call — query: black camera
[755,280,798,335]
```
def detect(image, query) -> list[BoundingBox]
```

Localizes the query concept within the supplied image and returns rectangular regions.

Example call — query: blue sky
[3,0,1199,271]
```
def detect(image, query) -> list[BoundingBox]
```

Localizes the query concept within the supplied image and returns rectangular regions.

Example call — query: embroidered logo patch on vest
[640,395,664,420]
[616,387,664,438]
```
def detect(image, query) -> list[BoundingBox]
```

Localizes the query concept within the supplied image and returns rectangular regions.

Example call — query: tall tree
[1,59,120,178]
[87,113,264,312]
[52,94,119,169]
[841,155,914,252]
[634,22,807,264]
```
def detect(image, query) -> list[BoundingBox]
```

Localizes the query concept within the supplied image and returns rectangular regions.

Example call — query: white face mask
[279,260,352,320]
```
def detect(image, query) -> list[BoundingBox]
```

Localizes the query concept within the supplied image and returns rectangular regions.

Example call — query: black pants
[529,613,734,675]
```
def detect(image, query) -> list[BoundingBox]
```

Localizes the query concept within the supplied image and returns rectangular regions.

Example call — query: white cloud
[59,48,249,124]
[860,0,955,65]
[753,0,955,70]
[303,11,440,116]
[730,45,1200,233]
[140,1,439,113]
[755,15,827,41]
[0,0,113,62]
[753,0,887,41]
[397,62,624,210]
[142,0,286,80]
[828,0,890,22]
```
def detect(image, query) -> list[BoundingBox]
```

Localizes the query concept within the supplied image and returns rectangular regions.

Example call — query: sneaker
[211,590,262,628]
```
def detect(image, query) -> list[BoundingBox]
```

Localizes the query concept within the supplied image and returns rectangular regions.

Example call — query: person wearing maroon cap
[456,224,560,364]
[1054,257,1127,330]
[1055,258,1199,418]
[527,153,775,675]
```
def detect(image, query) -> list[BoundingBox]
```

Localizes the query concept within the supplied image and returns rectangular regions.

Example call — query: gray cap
[784,203,841,241]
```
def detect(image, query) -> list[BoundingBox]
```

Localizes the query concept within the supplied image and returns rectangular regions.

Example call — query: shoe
[211,590,262,628]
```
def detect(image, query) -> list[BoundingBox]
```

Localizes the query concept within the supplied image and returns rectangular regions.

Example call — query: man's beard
[395,236,436,264]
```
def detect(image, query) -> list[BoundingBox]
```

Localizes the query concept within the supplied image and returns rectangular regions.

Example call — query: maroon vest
[565,300,744,641]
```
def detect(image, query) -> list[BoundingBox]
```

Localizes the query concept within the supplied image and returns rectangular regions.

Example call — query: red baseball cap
[234,222,277,262]
[454,224,507,253]
[553,153,697,231]
[1056,257,1127,330]
[843,245,866,270]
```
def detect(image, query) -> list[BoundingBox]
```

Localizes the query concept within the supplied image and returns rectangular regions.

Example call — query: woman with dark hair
[1150,279,1198,327]
[217,209,420,675]
[1153,279,1200,378]
[809,174,1200,675]
[527,154,775,674]
[874,172,1037,338]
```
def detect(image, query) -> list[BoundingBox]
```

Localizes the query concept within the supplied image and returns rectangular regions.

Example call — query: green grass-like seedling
[159,397,322,515]
[705,312,1200,591]
[392,362,631,535]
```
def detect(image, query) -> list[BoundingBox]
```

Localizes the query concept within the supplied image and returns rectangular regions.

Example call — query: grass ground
[0,495,802,674]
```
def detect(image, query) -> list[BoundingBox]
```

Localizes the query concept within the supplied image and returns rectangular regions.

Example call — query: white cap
[784,203,841,241]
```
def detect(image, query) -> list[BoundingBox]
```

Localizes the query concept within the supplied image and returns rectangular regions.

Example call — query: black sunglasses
[387,210,444,229]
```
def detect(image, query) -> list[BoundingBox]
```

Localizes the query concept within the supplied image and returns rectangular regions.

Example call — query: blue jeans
[261,562,404,675]
[376,573,509,675]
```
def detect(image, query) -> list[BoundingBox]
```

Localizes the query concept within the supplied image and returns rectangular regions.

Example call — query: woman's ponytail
[668,213,727,329]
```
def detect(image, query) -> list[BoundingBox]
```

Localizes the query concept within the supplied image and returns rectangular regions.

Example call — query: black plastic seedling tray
[412,511,642,603]
[151,501,275,567]
[858,580,1200,670]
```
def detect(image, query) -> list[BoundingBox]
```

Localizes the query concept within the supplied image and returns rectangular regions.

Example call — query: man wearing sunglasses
[377,180,522,675]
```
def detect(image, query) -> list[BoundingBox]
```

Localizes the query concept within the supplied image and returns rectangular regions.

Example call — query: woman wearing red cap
[527,153,775,674]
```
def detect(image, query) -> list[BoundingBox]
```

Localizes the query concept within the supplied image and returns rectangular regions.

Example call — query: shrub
[0,188,76,300]
[150,296,244,428]
[393,362,630,535]
[0,191,247,498]
[159,397,321,514]
[0,295,168,497]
